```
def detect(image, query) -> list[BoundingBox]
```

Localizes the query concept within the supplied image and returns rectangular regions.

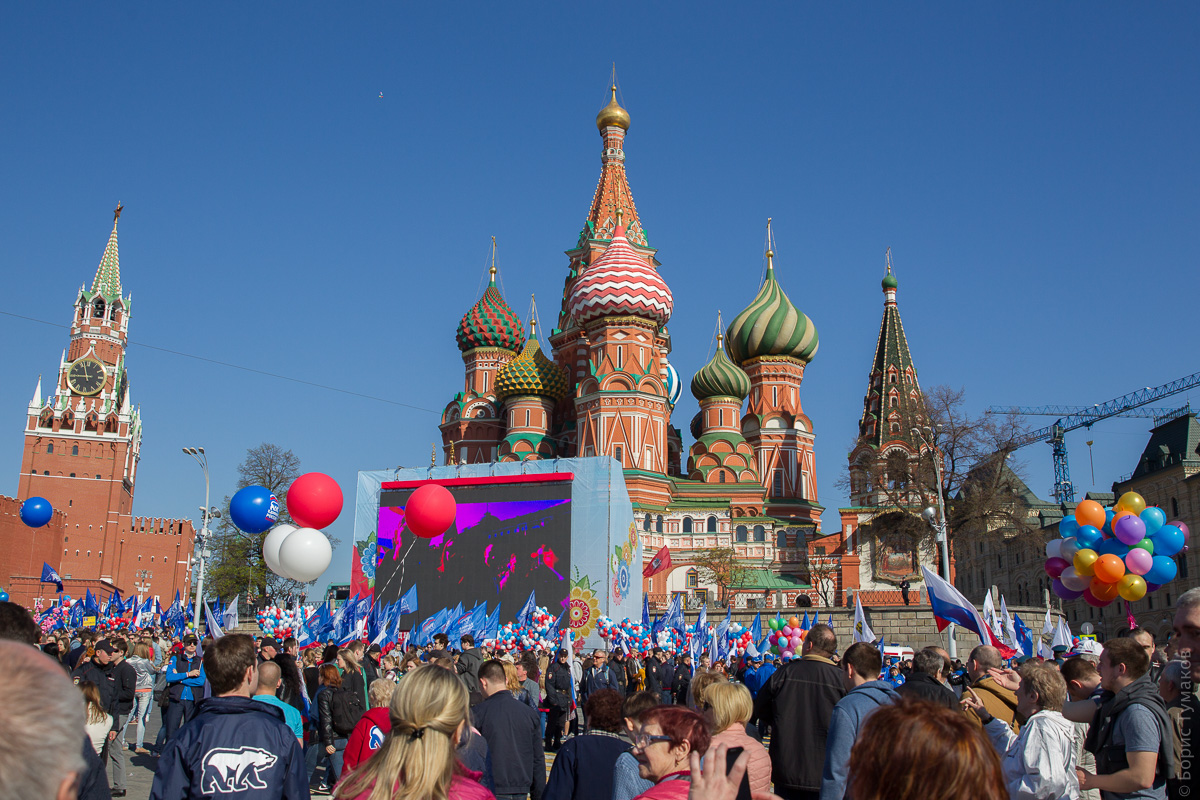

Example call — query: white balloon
[263,524,298,577]
[1045,539,1063,560]
[277,527,332,583]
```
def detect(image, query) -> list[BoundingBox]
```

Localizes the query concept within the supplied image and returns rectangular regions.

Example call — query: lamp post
[184,447,221,630]
[912,426,956,659]
[133,569,152,597]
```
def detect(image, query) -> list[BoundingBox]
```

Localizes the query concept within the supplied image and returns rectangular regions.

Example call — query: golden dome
[596,85,630,131]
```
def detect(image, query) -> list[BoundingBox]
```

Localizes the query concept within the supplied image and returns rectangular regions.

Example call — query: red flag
[350,546,370,599]
[643,545,672,578]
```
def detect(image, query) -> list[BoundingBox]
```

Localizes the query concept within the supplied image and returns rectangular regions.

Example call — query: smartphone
[723,745,753,800]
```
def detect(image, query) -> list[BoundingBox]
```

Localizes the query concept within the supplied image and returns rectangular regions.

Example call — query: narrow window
[706,516,717,533]
[525,410,530,427]
[772,470,784,495]
[656,515,663,533]
[614,445,623,463]
[643,514,652,532]
[72,445,79,456]
[719,471,726,484]
[682,517,693,533]
[47,443,53,453]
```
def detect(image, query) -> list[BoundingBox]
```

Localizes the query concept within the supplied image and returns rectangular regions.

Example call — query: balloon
[1113,514,1147,546]
[1103,507,1116,536]
[1145,582,1162,593]
[229,485,280,534]
[768,618,780,631]
[406,483,457,538]
[1118,574,1148,602]
[1075,525,1103,550]
[1075,499,1106,529]
[1082,588,1111,608]
[1151,525,1184,557]
[1125,547,1154,576]
[20,497,53,528]
[1090,579,1121,602]
[788,616,800,628]
[1097,538,1130,558]
[277,527,333,582]
[1073,548,1099,577]
[1060,566,1091,592]
[1139,507,1166,537]
[1145,556,1178,585]
[1060,537,1080,562]
[263,524,298,577]
[1093,554,1126,584]
[790,635,802,648]
[1052,580,1083,601]
[0,590,8,602]
[1116,492,1146,516]
[1059,516,1080,539]
[1046,539,1064,560]
[287,472,344,530]
[1170,521,1190,541]
[1044,557,1070,579]
[1130,538,1154,554]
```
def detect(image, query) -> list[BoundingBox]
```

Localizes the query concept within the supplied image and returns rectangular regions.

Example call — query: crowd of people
[0,591,1196,800]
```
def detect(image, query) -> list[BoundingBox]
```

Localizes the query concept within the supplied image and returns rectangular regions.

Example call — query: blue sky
[2,4,1196,598]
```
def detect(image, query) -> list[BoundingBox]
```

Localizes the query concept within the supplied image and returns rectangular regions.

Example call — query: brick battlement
[129,516,194,536]
[0,493,68,526]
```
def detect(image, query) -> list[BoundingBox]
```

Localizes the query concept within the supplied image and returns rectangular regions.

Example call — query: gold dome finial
[596,84,630,131]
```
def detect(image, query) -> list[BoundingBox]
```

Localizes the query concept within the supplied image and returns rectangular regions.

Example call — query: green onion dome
[690,334,751,401]
[495,336,569,402]
[725,251,818,364]
[456,267,526,353]
[882,271,898,291]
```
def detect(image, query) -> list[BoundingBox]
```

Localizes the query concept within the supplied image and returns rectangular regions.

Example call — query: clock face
[67,358,107,396]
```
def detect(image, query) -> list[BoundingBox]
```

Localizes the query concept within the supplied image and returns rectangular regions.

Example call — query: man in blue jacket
[818,642,898,800]
[151,632,308,800]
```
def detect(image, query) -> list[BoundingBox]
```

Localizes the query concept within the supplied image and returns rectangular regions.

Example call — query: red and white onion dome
[568,225,673,327]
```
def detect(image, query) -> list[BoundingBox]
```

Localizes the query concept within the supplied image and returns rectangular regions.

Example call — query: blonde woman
[502,661,522,697]
[705,681,772,794]
[79,680,112,755]
[335,664,495,800]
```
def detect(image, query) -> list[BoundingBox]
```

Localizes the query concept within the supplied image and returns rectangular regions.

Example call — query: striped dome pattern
[495,340,569,401]
[691,345,751,401]
[568,227,673,327]
[456,276,526,354]
[663,359,682,406]
[725,262,818,364]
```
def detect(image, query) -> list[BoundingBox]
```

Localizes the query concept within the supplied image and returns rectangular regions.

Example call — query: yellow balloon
[1117,492,1146,516]
[1074,548,1099,577]
[1118,573,1147,602]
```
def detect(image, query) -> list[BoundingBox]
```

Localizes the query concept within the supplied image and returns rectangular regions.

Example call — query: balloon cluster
[255,604,310,639]
[766,616,807,660]
[484,608,567,653]
[1046,492,1189,607]
[596,616,757,658]
[230,473,343,584]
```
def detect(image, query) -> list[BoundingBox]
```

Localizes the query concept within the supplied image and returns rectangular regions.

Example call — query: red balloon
[287,472,343,529]
[407,483,457,538]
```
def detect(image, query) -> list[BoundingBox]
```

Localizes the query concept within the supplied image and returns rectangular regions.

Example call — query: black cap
[557,648,569,659]
[182,634,198,645]
[260,637,279,650]
[94,639,116,655]
[366,643,382,654]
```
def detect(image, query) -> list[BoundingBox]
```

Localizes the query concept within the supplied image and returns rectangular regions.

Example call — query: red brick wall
[0,495,67,606]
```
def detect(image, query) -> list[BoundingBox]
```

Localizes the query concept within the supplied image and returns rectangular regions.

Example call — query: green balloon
[1132,538,1155,554]
[768,618,780,631]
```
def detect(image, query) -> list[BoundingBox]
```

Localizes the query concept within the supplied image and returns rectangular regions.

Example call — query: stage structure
[354,457,639,647]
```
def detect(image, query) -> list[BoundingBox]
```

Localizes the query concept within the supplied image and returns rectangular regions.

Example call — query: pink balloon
[1125,547,1154,576]
[790,635,802,648]
[1170,521,1190,541]
[1044,557,1070,578]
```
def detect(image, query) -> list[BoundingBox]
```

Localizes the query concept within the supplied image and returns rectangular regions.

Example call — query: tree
[691,547,753,606]
[807,554,842,608]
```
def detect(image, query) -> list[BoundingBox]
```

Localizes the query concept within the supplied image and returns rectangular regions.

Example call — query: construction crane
[987,403,1192,427]
[985,371,1200,503]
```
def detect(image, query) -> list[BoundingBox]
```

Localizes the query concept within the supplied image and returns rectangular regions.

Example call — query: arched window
[772,470,784,495]
[686,569,699,589]
[1172,498,1179,517]
[682,517,693,533]
[655,515,664,533]
[777,529,789,548]
[46,443,53,453]
[72,445,79,456]
[735,525,748,543]
[706,516,717,533]
[644,514,652,532]
[753,525,765,542]
[718,471,726,484]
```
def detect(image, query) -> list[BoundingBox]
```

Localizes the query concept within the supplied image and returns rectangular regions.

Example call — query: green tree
[691,547,753,606]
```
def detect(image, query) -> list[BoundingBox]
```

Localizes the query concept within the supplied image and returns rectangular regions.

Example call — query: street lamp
[133,569,152,597]
[184,447,221,630]
[912,425,956,659]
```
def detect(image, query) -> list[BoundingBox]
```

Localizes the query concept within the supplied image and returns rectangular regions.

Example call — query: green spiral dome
[690,342,751,401]
[725,256,818,364]
[495,339,569,402]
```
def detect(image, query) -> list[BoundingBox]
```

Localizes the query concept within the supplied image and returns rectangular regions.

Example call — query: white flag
[205,602,225,639]
[221,595,239,632]
[853,594,875,643]
[1000,595,1018,650]
[983,591,1003,640]
[1052,616,1073,651]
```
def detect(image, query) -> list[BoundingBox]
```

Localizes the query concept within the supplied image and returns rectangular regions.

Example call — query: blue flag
[694,604,709,650]
[642,594,651,631]
[1014,615,1033,657]
[715,607,731,654]
[517,590,537,629]
[337,597,361,644]
[800,611,810,631]
[70,600,84,628]
[398,584,419,617]
[547,607,565,641]
[41,562,63,592]
[664,595,685,637]
[84,589,99,614]
[481,603,501,642]
[415,608,445,647]
[185,599,195,622]
[749,612,762,644]
[467,603,488,641]
[365,599,383,644]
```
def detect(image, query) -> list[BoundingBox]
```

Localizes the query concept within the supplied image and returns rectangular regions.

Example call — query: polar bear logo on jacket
[201,746,278,793]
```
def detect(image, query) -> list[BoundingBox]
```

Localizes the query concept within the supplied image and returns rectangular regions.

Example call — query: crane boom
[985,403,1189,421]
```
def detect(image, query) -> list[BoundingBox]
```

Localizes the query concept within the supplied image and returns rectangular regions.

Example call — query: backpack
[330,687,365,736]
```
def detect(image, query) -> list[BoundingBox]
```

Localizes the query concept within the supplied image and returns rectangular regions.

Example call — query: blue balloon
[1076,524,1104,550]
[229,485,281,534]
[1103,507,1115,535]
[0,591,8,602]
[20,497,53,528]
[1151,525,1184,558]
[1140,506,1166,537]
[1098,538,1130,557]
[1059,515,1080,539]
[1144,556,1177,585]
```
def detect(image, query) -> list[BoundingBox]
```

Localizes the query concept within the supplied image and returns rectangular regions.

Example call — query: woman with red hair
[630,705,711,800]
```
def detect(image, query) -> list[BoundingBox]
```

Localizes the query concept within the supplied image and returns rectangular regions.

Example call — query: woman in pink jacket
[630,706,711,800]
[704,682,772,795]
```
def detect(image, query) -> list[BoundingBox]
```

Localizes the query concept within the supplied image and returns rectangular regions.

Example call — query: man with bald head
[253,659,304,744]
[961,644,1025,731]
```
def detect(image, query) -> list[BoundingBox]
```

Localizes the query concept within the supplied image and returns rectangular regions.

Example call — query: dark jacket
[72,659,119,727]
[472,690,546,800]
[544,661,573,710]
[644,657,662,694]
[343,668,368,715]
[458,647,487,695]
[77,734,112,800]
[754,653,847,793]
[149,695,308,800]
[896,671,958,710]
[544,730,630,800]
[362,654,380,688]
[316,686,340,747]
[1085,673,1175,780]
[166,653,205,702]
[581,663,622,700]
[672,663,693,705]
[113,658,137,716]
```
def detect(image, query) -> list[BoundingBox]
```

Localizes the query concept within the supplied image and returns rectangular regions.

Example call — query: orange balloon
[1090,579,1121,602]
[788,617,800,628]
[1076,499,1106,529]
[1093,553,1126,584]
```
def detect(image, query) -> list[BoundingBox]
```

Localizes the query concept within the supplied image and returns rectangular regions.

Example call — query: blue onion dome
[663,359,682,406]
[725,250,818,364]
[495,331,569,402]
[691,333,751,401]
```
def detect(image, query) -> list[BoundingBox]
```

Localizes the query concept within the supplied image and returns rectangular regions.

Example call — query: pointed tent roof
[582,86,647,249]
[89,204,124,301]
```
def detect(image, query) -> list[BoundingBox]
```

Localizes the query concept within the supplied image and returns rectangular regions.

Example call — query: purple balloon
[1145,582,1162,593]
[1114,513,1147,546]
[1053,579,1084,600]
[1045,557,1070,578]
[1169,520,1190,541]
[1125,547,1153,576]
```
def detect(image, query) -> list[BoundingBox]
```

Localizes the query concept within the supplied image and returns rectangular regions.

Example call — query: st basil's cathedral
[441,87,935,609]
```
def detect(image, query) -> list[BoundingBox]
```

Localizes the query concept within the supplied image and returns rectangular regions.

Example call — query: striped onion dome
[456,268,526,353]
[495,337,569,402]
[663,359,682,406]
[568,223,673,327]
[691,334,751,400]
[725,250,818,364]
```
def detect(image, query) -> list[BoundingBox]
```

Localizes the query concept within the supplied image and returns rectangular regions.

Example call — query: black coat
[672,664,693,705]
[753,654,847,793]
[472,691,546,800]
[544,661,573,710]
[644,657,662,693]
[113,658,137,715]
[72,659,119,723]
[317,687,338,747]
[896,672,958,710]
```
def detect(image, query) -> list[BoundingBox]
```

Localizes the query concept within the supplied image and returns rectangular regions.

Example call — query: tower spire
[765,218,775,276]
[91,203,123,300]
[489,236,497,284]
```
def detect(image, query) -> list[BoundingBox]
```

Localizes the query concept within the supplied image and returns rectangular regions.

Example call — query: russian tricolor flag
[920,567,1015,658]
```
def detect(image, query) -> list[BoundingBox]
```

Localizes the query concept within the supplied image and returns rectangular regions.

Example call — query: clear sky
[2,4,1196,599]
